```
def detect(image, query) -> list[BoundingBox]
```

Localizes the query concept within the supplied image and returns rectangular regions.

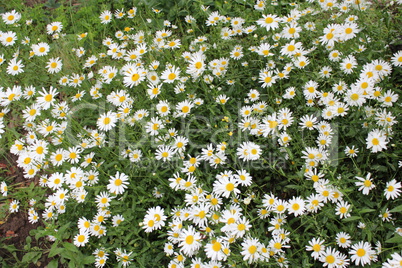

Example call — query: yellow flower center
[168,73,176,80]
[45,94,53,102]
[357,248,366,257]
[77,235,85,243]
[350,93,359,101]
[212,241,221,251]
[248,245,257,254]
[185,235,194,245]
[226,183,234,192]
[265,17,273,23]
[326,255,335,264]
[132,73,140,81]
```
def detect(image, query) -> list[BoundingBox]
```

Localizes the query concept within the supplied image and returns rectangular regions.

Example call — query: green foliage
[0,0,401,267]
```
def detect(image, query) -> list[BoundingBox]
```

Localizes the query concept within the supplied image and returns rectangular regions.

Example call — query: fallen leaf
[6,230,16,237]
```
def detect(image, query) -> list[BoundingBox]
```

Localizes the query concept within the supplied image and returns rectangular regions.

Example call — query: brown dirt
[0,152,52,266]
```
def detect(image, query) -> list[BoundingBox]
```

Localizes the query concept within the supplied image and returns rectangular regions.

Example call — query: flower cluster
[0,1,401,267]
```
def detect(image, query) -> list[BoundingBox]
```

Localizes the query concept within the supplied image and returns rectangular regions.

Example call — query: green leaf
[389,205,402,213]
[68,260,78,268]
[49,246,64,258]
[359,208,376,214]
[385,235,402,244]
[47,259,59,268]
[342,216,360,222]
[82,255,95,264]
[57,222,71,239]
[22,251,42,264]
[1,244,17,253]
[62,242,79,253]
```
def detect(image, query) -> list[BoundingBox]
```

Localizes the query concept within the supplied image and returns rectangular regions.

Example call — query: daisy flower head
[114,8,125,19]
[224,216,251,239]
[345,87,366,107]
[305,193,325,213]
[349,241,376,266]
[213,175,240,198]
[366,129,388,153]
[145,117,164,136]
[47,172,64,190]
[235,169,253,187]
[248,89,260,101]
[303,80,320,99]
[107,171,129,195]
[380,90,398,107]
[32,42,50,56]
[336,232,351,248]
[175,100,194,118]
[355,173,375,195]
[340,22,360,41]
[161,65,181,84]
[344,145,358,157]
[100,10,112,24]
[36,86,58,110]
[1,181,8,196]
[6,58,24,76]
[283,87,296,99]
[95,191,113,208]
[277,131,291,147]
[240,237,263,264]
[46,57,63,74]
[2,10,21,24]
[97,111,118,132]
[230,46,244,60]
[259,70,277,88]
[299,114,318,130]
[319,246,340,268]
[178,226,202,256]
[256,14,280,31]
[115,248,132,267]
[155,145,175,162]
[382,252,402,267]
[287,196,305,217]
[236,141,262,161]
[204,238,230,262]
[340,55,358,74]
[142,206,167,233]
[335,201,351,219]
[1,31,17,46]
[280,40,302,57]
[384,179,401,200]
[380,208,393,222]
[320,24,341,47]
[371,59,392,78]
[74,230,89,247]
[216,94,229,105]
[272,199,288,214]
[28,211,39,224]
[254,0,266,10]
[391,50,402,67]
[0,54,5,66]
[186,52,206,78]
[319,66,332,78]
[9,199,20,213]
[46,22,63,34]
[328,50,342,62]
